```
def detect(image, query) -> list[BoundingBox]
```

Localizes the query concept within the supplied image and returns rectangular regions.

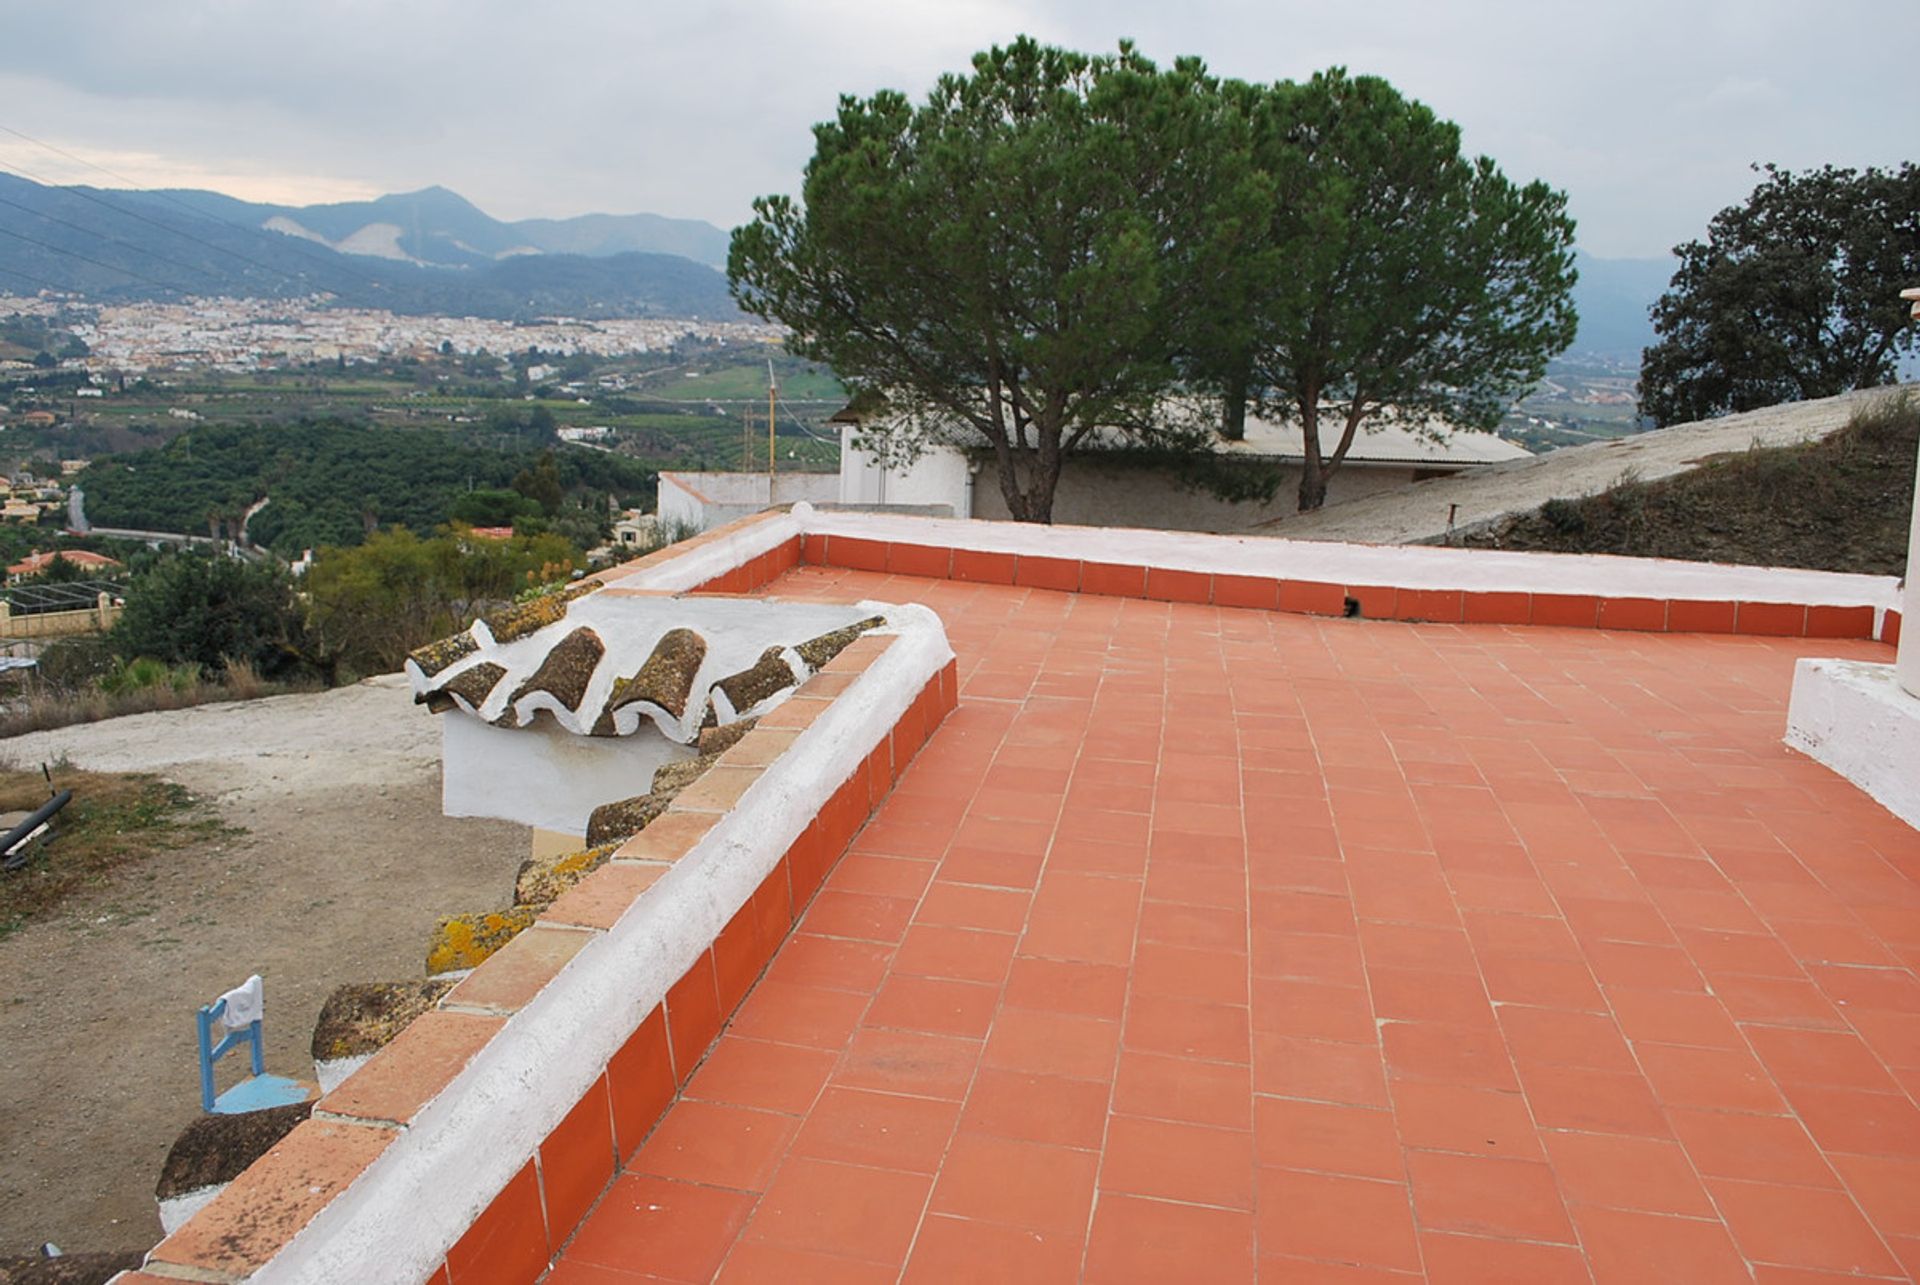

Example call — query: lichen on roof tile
[514,841,620,907]
[156,1102,314,1200]
[408,593,892,744]
[407,631,478,678]
[713,645,800,716]
[795,615,886,669]
[426,906,539,975]
[417,660,507,715]
[480,580,595,645]
[506,625,605,715]
[590,627,706,736]
[584,751,721,846]
[309,978,457,1062]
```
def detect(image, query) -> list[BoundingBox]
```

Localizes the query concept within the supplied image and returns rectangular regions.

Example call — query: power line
[0,193,235,290]
[0,155,323,294]
[0,123,393,292]
[772,386,836,444]
[0,261,70,294]
[0,224,184,291]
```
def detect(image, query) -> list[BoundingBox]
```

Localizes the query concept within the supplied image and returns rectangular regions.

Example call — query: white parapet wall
[1786,658,1920,829]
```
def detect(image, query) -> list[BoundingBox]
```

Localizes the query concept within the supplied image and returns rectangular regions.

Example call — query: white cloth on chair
[217,974,264,1029]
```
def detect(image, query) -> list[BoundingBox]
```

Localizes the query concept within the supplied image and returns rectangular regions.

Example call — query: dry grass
[1462,392,1917,575]
[0,659,319,740]
[0,765,233,938]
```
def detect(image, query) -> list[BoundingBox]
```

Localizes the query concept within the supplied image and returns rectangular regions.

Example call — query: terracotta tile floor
[553,568,1920,1283]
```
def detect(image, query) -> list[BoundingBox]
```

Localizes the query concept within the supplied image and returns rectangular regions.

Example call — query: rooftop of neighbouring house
[545,557,1919,1284]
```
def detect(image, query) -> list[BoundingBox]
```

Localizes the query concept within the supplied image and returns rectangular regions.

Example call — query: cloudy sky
[0,0,1912,260]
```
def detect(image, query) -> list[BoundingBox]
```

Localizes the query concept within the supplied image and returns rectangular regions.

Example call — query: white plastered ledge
[1786,658,1920,831]
[796,507,1900,614]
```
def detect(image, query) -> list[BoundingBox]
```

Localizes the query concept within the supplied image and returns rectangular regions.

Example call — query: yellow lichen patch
[514,841,619,908]
[425,906,539,975]
[407,631,479,678]
[482,582,596,645]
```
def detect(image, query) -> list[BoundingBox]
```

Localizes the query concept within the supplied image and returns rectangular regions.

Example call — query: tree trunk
[989,445,1063,524]
[1296,398,1327,511]
[1220,364,1249,442]
[1297,460,1328,511]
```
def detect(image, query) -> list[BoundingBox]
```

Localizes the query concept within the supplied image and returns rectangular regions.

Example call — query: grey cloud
[0,0,1913,255]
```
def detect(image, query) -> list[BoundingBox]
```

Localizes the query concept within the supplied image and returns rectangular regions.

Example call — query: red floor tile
[1404,1149,1576,1243]
[1257,1167,1423,1273]
[1388,1082,1543,1160]
[717,1242,896,1284]
[901,1213,1082,1284]
[1572,1206,1753,1285]
[834,1027,981,1100]
[1113,1051,1254,1130]
[1419,1231,1592,1284]
[928,1132,1100,1236]
[1101,1114,1255,1209]
[1254,1096,1403,1180]
[1540,1130,1715,1216]
[1084,1193,1256,1284]
[744,1157,931,1265]
[787,1085,958,1173]
[629,1099,796,1192]
[563,1174,756,1282]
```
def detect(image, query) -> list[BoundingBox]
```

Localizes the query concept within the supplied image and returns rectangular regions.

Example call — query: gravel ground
[0,675,527,1257]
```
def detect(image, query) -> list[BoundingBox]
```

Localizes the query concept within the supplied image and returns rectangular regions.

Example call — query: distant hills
[0,171,1676,354]
[160,183,733,270]
[0,174,739,319]
[1568,251,1673,361]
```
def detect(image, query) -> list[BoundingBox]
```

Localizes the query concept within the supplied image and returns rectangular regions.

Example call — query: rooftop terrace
[544,562,1915,1283]
[125,504,1915,1285]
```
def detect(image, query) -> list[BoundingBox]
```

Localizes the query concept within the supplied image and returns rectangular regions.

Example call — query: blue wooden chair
[196,983,311,1115]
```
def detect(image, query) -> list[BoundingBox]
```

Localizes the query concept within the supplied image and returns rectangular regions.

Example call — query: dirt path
[0,676,527,1257]
[1257,386,1905,544]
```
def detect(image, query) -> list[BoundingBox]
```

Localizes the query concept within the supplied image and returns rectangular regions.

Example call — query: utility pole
[767,359,778,480]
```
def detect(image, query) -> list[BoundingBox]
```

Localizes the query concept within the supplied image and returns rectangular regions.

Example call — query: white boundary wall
[796,507,1901,618]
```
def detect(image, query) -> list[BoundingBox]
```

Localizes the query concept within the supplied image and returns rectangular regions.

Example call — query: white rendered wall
[837,427,971,517]
[656,474,709,532]
[442,715,690,836]
[1786,659,1920,830]
[659,472,838,531]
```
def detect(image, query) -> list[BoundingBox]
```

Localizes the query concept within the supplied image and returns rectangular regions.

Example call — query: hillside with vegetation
[1461,394,1916,576]
[76,422,658,554]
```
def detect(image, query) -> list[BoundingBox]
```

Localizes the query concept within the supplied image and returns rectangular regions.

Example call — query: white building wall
[658,471,839,532]
[837,428,972,517]
[970,455,1424,533]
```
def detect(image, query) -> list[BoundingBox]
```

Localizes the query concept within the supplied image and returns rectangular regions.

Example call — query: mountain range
[0,173,1675,355]
[0,175,739,319]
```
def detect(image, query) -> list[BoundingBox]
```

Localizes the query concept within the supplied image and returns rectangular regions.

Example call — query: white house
[835,405,1531,531]
[656,471,840,533]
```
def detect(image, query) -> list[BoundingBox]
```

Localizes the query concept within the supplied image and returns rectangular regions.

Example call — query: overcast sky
[0,0,1912,260]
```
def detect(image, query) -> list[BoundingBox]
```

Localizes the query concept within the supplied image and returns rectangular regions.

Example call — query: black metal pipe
[1,789,71,866]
